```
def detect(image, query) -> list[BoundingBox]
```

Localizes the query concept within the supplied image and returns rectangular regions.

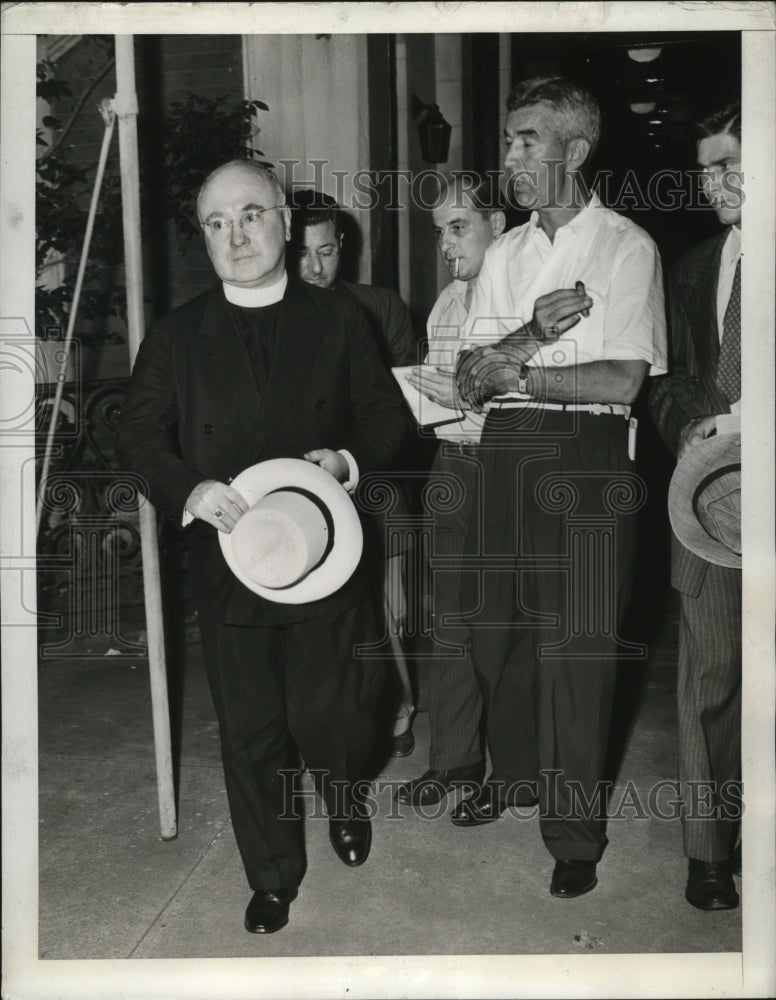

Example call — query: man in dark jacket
[115,160,406,934]
[648,101,743,911]
[290,188,419,757]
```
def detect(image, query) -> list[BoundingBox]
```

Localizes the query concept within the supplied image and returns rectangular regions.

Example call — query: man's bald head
[197,160,286,224]
[197,160,291,289]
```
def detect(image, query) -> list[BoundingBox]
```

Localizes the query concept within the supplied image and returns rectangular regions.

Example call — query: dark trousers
[677,560,742,861]
[467,410,639,861]
[198,603,385,891]
[427,443,485,772]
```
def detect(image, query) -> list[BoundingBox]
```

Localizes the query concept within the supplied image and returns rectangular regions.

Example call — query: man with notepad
[397,174,506,809]
[453,78,667,899]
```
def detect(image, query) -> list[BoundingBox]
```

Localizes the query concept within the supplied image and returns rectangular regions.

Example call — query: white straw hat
[668,433,741,569]
[219,458,363,603]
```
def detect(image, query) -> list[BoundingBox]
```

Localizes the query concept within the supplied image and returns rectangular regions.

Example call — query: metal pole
[114,34,176,840]
[36,106,116,535]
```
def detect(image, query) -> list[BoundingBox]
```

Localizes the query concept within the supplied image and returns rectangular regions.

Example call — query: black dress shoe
[244,888,297,934]
[329,816,372,866]
[451,781,511,826]
[390,727,415,758]
[685,859,739,910]
[550,860,598,899]
[394,763,485,806]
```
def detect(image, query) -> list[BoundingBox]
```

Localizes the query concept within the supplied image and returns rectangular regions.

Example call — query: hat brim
[668,433,741,569]
[219,458,363,603]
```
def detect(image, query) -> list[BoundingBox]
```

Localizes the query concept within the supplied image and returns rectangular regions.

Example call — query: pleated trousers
[426,442,485,772]
[198,602,385,891]
[677,559,742,861]
[467,409,639,861]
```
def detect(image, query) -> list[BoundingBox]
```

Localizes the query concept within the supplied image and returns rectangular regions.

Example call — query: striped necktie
[716,256,741,404]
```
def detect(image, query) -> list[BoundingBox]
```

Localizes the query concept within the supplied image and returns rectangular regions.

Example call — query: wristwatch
[517,364,530,396]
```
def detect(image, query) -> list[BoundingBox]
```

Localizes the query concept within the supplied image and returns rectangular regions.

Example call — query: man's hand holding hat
[678,415,718,459]
[303,448,349,482]
[185,479,249,532]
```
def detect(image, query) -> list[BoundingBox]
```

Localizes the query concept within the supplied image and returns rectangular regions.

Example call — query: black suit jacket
[115,275,407,624]
[648,230,732,595]
[340,281,417,368]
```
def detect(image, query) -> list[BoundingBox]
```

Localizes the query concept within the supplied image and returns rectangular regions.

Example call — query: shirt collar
[223,271,288,307]
[528,190,602,240]
[724,224,741,260]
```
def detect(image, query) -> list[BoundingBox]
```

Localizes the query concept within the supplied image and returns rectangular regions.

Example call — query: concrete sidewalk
[37,597,742,960]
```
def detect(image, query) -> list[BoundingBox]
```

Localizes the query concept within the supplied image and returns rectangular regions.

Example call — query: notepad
[392,366,465,427]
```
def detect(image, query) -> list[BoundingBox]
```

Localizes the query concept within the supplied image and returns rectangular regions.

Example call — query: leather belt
[439,439,480,454]
[490,399,631,418]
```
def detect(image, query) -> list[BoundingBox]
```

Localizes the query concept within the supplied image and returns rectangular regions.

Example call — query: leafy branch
[37,55,116,159]
[36,41,271,339]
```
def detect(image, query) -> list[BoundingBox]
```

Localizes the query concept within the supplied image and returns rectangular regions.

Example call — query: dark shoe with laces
[451,780,538,826]
[550,860,598,899]
[685,859,739,910]
[328,814,372,866]
[394,762,485,806]
[244,888,297,934]
[390,727,415,758]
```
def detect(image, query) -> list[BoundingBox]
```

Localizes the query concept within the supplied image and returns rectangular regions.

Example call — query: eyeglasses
[201,206,284,242]
[298,247,340,262]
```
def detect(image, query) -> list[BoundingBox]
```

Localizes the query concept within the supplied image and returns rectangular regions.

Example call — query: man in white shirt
[396,174,506,808]
[648,102,743,911]
[454,77,667,898]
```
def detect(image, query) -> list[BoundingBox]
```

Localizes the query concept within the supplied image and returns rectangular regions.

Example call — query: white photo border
[1,3,774,998]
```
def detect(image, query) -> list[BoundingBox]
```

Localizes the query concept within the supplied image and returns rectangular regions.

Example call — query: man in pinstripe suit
[648,101,742,911]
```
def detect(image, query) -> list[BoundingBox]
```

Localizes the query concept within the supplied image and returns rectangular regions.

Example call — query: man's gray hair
[506,76,602,160]
[197,160,286,222]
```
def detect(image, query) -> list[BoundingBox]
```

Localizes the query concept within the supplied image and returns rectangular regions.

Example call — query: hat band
[266,486,336,579]
[691,463,741,520]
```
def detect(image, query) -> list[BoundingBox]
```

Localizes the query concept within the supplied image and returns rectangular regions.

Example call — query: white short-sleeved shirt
[425,279,487,443]
[462,192,668,380]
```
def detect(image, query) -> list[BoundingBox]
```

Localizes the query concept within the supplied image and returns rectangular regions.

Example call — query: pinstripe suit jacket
[648,231,734,597]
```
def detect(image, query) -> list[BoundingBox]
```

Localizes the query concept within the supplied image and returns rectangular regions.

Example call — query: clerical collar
[223,272,288,307]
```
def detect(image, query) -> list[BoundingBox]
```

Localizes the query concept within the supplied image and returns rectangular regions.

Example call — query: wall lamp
[412,93,452,164]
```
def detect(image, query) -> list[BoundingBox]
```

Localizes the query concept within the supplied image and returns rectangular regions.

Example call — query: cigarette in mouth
[454,258,460,278]
[576,280,591,317]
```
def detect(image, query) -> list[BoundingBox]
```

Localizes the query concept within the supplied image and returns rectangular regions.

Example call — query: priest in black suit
[648,101,742,911]
[114,160,406,934]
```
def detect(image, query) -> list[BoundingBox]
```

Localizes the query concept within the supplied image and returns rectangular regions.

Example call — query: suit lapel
[682,232,730,414]
[251,276,325,459]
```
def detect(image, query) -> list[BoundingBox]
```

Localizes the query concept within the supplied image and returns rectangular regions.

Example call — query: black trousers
[198,602,385,891]
[427,443,485,772]
[466,409,639,861]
